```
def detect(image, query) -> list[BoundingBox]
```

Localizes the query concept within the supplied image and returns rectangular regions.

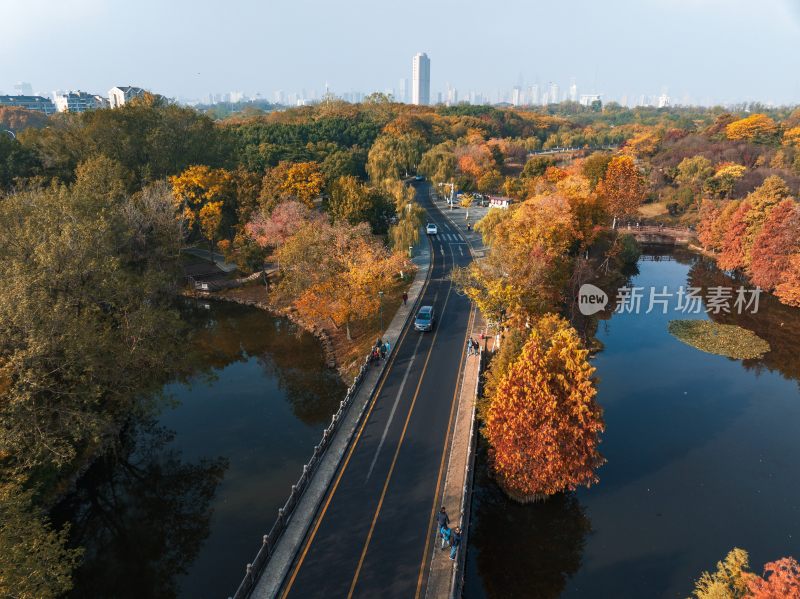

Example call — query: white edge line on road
[365,330,427,482]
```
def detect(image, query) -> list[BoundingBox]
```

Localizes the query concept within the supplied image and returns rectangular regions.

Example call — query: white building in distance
[54,91,108,113]
[108,86,145,108]
[412,52,430,105]
[569,80,578,103]
[579,93,602,107]
[548,82,560,104]
[512,86,522,106]
[528,84,540,105]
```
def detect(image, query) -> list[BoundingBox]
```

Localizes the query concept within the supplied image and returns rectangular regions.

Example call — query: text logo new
[578,284,608,316]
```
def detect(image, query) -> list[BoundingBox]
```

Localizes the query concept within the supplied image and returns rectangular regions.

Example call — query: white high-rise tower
[412,52,430,105]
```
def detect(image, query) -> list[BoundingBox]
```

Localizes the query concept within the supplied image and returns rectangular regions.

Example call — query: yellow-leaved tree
[259,161,326,210]
[170,165,233,251]
[484,315,605,502]
[595,155,647,221]
[725,114,778,143]
[276,222,406,340]
[454,194,577,325]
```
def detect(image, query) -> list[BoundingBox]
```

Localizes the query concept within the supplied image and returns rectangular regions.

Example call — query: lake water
[464,250,800,598]
[53,300,345,599]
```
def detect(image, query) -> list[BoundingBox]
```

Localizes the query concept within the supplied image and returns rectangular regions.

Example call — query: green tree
[0,484,82,599]
[419,143,457,186]
[366,133,425,184]
[0,133,40,189]
[676,156,714,204]
[328,175,393,232]
[0,178,183,473]
[580,152,612,188]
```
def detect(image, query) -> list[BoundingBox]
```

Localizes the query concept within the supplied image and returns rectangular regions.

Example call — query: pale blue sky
[2,0,799,105]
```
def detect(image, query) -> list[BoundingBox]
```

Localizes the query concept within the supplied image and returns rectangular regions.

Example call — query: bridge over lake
[617,224,695,246]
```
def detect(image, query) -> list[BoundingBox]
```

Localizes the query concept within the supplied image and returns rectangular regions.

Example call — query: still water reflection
[53,300,345,599]
[465,251,800,599]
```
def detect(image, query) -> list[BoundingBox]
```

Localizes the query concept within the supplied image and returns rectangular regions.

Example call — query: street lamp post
[378,291,384,334]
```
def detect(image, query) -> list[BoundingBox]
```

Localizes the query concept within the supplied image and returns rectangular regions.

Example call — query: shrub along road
[278,182,474,599]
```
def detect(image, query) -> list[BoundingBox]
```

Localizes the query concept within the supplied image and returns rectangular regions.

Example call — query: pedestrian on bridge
[440,525,452,550]
[402,291,408,305]
[436,506,450,547]
[449,527,462,560]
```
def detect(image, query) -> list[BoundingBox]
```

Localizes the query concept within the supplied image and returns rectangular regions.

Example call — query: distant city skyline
[3,0,800,107]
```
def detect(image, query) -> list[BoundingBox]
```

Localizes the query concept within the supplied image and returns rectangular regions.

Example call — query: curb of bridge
[247,228,433,599]
[424,193,485,599]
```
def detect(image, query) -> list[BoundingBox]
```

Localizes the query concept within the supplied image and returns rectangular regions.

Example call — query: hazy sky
[2,0,800,104]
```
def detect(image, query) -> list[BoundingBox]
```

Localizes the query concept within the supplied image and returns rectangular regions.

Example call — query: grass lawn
[638,201,669,217]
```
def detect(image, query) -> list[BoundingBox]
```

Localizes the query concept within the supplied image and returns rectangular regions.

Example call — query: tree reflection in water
[466,441,591,599]
[184,300,343,425]
[52,299,345,599]
[52,418,227,599]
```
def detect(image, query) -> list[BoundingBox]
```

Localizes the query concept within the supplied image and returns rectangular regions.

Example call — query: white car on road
[426,223,438,235]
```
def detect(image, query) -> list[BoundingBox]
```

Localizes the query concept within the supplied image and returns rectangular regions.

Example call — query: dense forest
[2,94,800,597]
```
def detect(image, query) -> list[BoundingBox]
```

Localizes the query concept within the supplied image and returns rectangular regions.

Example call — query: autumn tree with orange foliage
[697,200,722,249]
[556,174,607,249]
[622,127,662,158]
[698,199,743,253]
[776,254,800,307]
[747,557,800,598]
[275,221,406,340]
[484,314,604,502]
[717,200,751,271]
[595,155,647,221]
[725,113,779,143]
[749,199,800,291]
[783,126,800,147]
[742,176,792,264]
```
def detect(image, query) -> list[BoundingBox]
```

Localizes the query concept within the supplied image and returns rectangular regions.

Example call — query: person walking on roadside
[402,291,408,306]
[440,525,452,550]
[467,338,474,356]
[380,342,387,360]
[436,506,450,547]
[449,527,462,560]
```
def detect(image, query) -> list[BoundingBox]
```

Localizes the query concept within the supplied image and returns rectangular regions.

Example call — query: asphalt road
[279,182,474,599]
